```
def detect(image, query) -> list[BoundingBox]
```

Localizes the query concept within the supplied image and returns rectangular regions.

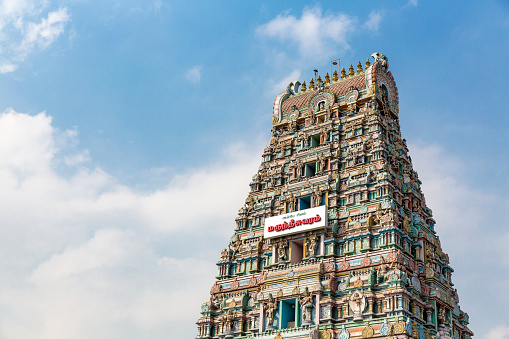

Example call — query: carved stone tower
[195,53,473,339]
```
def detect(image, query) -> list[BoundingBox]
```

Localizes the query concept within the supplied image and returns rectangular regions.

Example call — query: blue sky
[0,0,508,338]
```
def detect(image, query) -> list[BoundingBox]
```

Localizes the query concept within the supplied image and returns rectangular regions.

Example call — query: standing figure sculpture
[299,287,314,325]
[265,294,278,330]
[287,194,296,212]
[306,234,318,258]
[277,240,287,263]
[224,309,235,334]
[348,290,366,320]
[312,188,322,207]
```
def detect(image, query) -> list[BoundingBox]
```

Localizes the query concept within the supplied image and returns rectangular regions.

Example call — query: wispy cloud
[185,65,202,85]
[483,325,509,339]
[0,63,18,74]
[0,2,70,74]
[365,11,383,31]
[256,6,356,61]
[269,69,301,95]
[153,0,163,12]
[408,0,418,6]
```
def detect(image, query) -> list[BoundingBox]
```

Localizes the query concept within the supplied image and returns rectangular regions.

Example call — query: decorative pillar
[272,245,277,265]
[398,295,403,309]
[368,299,374,313]
[278,300,283,330]
[320,234,325,255]
[295,298,300,327]
[315,294,321,325]
[259,303,265,333]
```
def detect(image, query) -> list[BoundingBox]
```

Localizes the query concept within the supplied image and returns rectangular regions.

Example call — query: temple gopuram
[195,53,473,339]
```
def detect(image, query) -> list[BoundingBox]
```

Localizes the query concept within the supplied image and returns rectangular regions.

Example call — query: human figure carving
[265,294,278,328]
[403,215,411,234]
[307,234,318,257]
[277,241,287,262]
[313,188,322,207]
[288,194,296,212]
[299,287,314,324]
[224,309,235,333]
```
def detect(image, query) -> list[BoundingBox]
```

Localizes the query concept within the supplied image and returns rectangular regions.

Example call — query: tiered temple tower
[195,53,473,339]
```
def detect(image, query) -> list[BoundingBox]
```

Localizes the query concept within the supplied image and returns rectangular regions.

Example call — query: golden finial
[309,78,315,90]
[341,67,347,79]
[357,61,363,74]
[316,75,322,85]
[324,72,330,84]
[348,64,355,76]
[301,81,307,92]
[365,58,371,69]
[332,70,338,81]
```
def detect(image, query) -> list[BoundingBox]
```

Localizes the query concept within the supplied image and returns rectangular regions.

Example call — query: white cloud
[17,7,70,59]
[185,65,202,85]
[365,11,383,31]
[153,0,163,12]
[483,325,509,339]
[0,62,18,73]
[0,2,70,74]
[408,0,418,6]
[64,149,91,166]
[268,69,301,95]
[256,6,356,60]
[0,108,262,338]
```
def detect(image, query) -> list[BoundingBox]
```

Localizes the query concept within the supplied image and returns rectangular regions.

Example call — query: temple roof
[280,74,366,115]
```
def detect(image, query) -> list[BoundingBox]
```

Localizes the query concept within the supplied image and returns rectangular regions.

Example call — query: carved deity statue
[403,215,411,234]
[306,234,318,257]
[349,290,366,320]
[378,256,388,280]
[221,248,230,261]
[437,305,447,324]
[265,294,278,328]
[312,188,322,207]
[287,194,296,212]
[224,309,235,333]
[277,241,287,262]
[296,161,303,177]
[299,287,314,324]
[317,156,326,172]
[246,196,255,215]
[256,237,264,253]
[375,204,384,224]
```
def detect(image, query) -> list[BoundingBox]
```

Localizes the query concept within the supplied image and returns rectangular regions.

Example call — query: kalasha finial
[332,70,338,81]
[316,75,322,85]
[301,81,307,92]
[341,67,346,79]
[309,78,315,90]
[324,72,330,84]
[365,58,371,69]
[348,64,355,76]
[357,61,363,74]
